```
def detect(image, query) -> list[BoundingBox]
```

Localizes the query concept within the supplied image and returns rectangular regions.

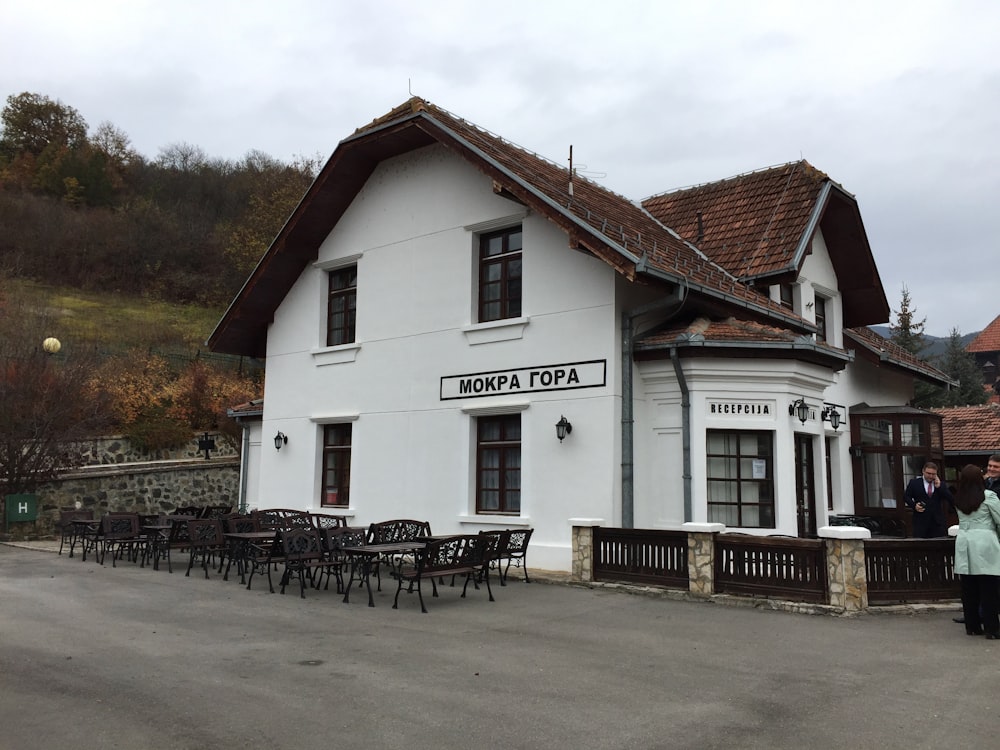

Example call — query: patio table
[340,541,425,607]
[223,531,277,584]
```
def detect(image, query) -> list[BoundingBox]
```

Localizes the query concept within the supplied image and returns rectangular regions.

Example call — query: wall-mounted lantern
[788,398,810,425]
[274,431,288,451]
[555,416,573,443]
[820,405,842,430]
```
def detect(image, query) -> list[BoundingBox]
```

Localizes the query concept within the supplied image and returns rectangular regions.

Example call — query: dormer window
[815,296,828,342]
[779,284,794,310]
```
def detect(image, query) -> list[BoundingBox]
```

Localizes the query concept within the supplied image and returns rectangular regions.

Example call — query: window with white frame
[476,414,521,513]
[478,226,522,322]
[321,424,351,507]
[327,266,357,346]
[706,430,775,528]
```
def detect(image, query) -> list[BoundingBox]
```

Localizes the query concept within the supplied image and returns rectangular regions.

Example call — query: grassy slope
[10,278,228,358]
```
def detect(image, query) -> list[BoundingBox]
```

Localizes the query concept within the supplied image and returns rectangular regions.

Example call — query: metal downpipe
[670,347,692,522]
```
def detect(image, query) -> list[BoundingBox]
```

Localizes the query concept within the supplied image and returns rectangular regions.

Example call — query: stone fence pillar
[682,522,726,597]
[818,525,871,613]
[570,519,605,582]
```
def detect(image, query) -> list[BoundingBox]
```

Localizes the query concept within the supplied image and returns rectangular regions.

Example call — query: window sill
[458,514,531,527]
[311,343,360,366]
[462,317,530,346]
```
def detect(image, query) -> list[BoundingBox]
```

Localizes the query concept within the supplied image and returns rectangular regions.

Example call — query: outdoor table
[70,518,102,560]
[223,531,277,584]
[340,541,425,607]
[142,524,172,570]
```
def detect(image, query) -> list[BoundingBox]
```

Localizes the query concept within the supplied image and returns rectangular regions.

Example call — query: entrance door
[794,434,817,537]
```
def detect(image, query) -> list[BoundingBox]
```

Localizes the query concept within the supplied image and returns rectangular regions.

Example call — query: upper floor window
[814,296,828,342]
[779,284,794,309]
[327,266,357,346]
[478,227,522,322]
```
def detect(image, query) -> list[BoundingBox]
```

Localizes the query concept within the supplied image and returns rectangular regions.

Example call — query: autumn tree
[0,279,112,494]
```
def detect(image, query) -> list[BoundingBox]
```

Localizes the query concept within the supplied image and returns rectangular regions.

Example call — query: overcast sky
[5,0,997,337]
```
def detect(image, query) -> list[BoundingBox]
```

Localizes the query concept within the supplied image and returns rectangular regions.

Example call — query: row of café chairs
[54,506,531,601]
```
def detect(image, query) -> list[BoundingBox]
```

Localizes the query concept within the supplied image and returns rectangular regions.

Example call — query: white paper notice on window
[881,498,897,508]
[752,459,767,479]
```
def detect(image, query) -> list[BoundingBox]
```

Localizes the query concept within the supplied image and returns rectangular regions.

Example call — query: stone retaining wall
[2,435,241,541]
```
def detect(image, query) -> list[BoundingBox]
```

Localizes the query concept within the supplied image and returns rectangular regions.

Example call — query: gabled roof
[634,315,852,370]
[208,98,810,357]
[930,404,1000,454]
[844,326,954,387]
[641,161,890,328]
[967,314,1000,353]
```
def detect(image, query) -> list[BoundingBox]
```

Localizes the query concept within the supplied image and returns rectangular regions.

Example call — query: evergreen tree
[925,328,988,407]
[889,285,927,356]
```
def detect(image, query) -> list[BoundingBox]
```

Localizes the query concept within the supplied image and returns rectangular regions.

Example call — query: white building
[211,98,950,571]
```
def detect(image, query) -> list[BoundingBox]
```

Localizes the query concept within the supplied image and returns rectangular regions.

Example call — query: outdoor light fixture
[849,445,864,459]
[821,406,842,430]
[788,398,810,425]
[555,415,573,442]
[274,431,288,450]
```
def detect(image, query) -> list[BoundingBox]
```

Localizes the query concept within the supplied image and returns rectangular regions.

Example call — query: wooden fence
[588,526,960,609]
[592,527,688,587]
[864,537,960,605]
[714,535,827,603]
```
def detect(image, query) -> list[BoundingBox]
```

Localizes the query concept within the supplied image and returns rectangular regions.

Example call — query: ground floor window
[476,414,520,514]
[321,424,351,507]
[706,430,775,528]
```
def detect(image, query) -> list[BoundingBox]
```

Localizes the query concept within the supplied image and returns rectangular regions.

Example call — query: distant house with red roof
[966,314,1000,404]
[932,403,1000,476]
[209,98,953,564]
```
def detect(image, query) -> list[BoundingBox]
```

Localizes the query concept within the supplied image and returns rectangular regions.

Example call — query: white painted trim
[458,514,531,527]
[311,343,361,365]
[313,253,363,271]
[460,400,530,416]
[309,413,360,424]
[817,525,871,539]
[462,316,530,345]
[463,212,528,233]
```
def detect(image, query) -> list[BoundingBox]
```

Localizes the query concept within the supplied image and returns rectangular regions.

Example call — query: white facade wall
[257,145,623,570]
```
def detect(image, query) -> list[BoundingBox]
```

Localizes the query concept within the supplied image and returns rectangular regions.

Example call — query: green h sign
[5,494,38,523]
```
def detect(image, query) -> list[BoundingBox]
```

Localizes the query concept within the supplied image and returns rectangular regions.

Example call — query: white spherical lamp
[42,337,61,354]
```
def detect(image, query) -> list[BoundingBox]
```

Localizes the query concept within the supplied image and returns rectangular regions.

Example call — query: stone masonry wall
[2,435,240,541]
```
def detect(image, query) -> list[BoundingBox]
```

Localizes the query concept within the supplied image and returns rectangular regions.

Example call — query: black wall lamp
[788,398,810,425]
[849,445,864,459]
[820,405,842,430]
[555,415,573,442]
[274,431,288,450]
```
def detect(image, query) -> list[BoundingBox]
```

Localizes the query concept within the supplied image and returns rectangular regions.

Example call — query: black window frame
[475,414,521,514]
[478,226,522,323]
[321,424,352,508]
[706,429,776,529]
[327,266,357,347]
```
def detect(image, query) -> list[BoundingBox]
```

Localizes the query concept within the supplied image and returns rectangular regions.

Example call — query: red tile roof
[931,404,1000,454]
[634,315,852,369]
[967,314,1000,353]
[642,161,827,280]
[844,326,953,386]
[641,161,889,328]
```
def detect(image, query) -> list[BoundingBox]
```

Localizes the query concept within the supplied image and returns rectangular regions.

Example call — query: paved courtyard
[0,543,994,749]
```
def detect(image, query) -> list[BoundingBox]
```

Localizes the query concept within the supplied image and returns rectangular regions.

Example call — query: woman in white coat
[953,463,1000,638]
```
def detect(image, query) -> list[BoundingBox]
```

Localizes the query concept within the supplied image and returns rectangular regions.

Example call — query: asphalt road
[0,544,994,750]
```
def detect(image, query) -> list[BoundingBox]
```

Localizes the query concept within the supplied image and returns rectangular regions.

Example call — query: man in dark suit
[985,455,1000,494]
[903,461,953,538]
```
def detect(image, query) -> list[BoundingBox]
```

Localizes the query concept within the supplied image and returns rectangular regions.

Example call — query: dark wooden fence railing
[864,537,960,604]
[592,527,688,588]
[714,535,827,603]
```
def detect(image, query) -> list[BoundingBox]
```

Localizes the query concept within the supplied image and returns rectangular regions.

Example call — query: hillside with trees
[0,90,320,490]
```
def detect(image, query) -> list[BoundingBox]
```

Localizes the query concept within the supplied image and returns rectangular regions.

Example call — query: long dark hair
[955,464,986,514]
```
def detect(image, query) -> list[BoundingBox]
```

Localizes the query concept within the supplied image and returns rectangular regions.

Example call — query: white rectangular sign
[441,360,607,400]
